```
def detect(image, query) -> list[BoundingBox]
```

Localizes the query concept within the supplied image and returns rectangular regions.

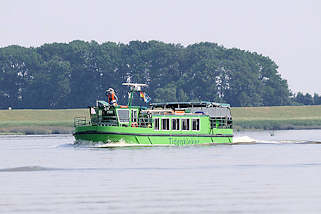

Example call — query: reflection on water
[1,130,321,213]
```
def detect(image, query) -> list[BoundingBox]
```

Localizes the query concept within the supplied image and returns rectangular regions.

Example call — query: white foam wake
[232,136,256,144]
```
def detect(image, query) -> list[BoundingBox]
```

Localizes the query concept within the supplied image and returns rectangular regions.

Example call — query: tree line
[0,40,318,109]
[292,92,321,105]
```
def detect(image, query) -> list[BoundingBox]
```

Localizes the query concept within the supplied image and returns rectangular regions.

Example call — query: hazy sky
[1,0,321,94]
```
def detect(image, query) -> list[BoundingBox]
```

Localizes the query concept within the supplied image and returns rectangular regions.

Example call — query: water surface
[1,130,321,213]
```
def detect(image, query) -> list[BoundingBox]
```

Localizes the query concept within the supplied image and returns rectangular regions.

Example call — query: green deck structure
[73,83,233,145]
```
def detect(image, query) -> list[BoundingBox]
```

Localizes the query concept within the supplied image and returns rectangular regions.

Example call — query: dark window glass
[192,119,200,131]
[154,118,159,130]
[161,118,170,130]
[182,119,190,130]
[171,119,180,130]
[131,110,137,122]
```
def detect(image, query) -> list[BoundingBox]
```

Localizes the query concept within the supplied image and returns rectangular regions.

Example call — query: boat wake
[233,136,321,145]
[72,139,108,147]
[232,136,256,144]
[68,136,321,148]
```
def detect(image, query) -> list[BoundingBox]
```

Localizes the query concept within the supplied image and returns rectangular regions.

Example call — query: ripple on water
[1,132,321,213]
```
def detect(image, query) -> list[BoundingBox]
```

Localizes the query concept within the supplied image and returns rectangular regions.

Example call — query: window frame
[181,118,190,131]
[161,118,170,131]
[117,109,130,123]
[154,118,160,130]
[192,118,200,131]
[131,109,138,123]
[171,118,180,131]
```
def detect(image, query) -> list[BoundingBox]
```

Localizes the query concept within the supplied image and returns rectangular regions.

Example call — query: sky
[1,0,321,94]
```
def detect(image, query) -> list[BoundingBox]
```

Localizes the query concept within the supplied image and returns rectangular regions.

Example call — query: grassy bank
[232,105,321,130]
[0,109,88,135]
[1,105,321,134]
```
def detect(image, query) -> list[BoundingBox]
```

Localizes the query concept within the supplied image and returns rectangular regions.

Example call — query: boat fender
[131,122,138,127]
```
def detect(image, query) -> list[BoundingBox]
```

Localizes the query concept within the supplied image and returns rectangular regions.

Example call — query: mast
[122,83,148,107]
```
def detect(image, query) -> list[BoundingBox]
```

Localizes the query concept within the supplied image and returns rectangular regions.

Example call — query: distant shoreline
[234,121,321,131]
[1,105,321,135]
[1,123,321,136]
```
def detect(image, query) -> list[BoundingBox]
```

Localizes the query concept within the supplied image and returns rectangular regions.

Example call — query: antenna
[122,83,148,106]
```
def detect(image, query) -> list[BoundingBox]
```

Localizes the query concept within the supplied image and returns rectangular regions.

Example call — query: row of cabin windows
[154,118,200,131]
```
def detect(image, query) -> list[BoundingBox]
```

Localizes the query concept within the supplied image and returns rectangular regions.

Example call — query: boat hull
[74,125,233,145]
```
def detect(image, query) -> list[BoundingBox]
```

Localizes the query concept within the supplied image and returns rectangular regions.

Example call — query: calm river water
[1,130,321,213]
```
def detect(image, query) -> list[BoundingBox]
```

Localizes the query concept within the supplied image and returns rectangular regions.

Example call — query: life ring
[131,122,138,127]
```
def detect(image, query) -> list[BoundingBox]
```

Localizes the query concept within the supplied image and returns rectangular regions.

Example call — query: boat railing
[90,115,118,126]
[138,117,153,128]
[74,116,88,127]
[101,115,118,126]
[210,117,233,129]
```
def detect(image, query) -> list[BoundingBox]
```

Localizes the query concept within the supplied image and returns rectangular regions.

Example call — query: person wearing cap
[106,88,118,106]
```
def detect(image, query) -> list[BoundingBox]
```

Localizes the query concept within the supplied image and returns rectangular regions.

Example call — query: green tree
[0,46,42,109]
[313,93,321,105]
[0,40,296,109]
[22,56,71,108]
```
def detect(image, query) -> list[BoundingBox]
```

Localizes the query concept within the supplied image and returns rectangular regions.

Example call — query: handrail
[210,117,232,129]
[74,116,88,127]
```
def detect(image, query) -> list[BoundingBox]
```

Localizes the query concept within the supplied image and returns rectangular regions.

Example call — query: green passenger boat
[73,83,233,145]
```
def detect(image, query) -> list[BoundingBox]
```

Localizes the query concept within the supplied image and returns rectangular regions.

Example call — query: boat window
[161,118,170,130]
[192,118,200,131]
[154,118,159,130]
[182,119,190,130]
[171,118,180,130]
[117,109,129,123]
[131,110,137,122]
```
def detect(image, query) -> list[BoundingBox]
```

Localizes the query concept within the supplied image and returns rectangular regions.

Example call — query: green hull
[74,125,233,145]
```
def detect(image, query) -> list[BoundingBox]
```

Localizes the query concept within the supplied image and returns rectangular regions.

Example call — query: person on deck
[106,88,118,106]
